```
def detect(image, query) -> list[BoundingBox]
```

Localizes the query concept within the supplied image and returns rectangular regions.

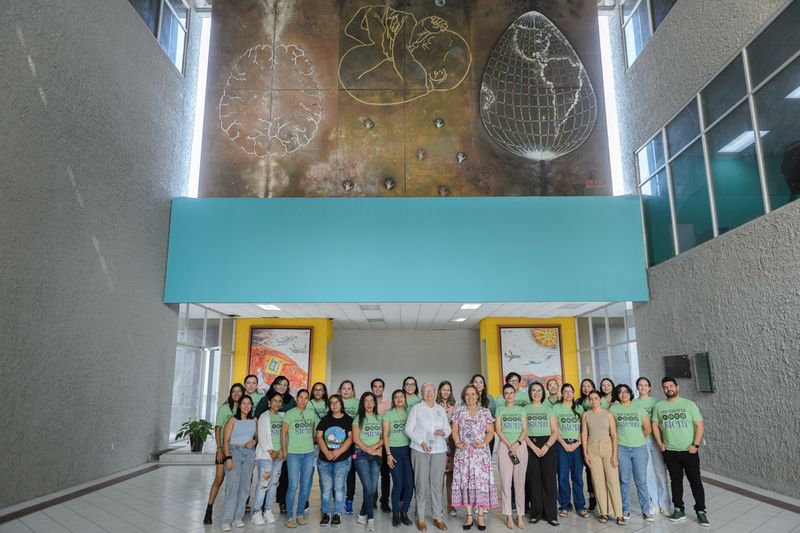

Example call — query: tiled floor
[1,465,798,533]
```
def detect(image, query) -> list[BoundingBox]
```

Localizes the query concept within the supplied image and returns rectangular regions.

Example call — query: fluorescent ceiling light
[359,304,381,311]
[460,303,482,310]
[257,304,282,311]
[452,317,468,322]
[718,130,769,153]
[786,86,800,99]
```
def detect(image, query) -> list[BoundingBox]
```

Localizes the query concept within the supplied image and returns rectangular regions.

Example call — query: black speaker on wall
[694,353,714,393]
[663,355,691,378]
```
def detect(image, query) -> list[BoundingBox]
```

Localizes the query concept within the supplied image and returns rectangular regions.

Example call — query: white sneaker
[221,524,232,532]
[264,510,276,524]
[252,511,265,525]
[357,514,367,525]
[367,518,375,531]
[660,507,672,517]
[234,520,245,528]
[622,512,630,522]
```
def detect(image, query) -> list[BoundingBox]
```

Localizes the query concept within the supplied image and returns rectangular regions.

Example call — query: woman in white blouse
[405,383,452,532]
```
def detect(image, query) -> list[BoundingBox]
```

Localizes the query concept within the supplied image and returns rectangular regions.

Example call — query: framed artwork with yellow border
[248,326,312,393]
[498,325,564,388]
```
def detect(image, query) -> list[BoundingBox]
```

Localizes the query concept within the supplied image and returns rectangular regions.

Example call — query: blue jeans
[645,437,671,510]
[222,446,255,524]
[318,458,352,515]
[286,452,315,519]
[254,456,284,512]
[354,449,381,519]
[618,444,650,514]
[389,446,414,513]
[556,442,585,512]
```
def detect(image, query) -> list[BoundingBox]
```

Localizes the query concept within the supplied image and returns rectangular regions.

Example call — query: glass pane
[651,0,678,29]
[610,344,631,386]
[128,0,160,34]
[577,317,591,350]
[746,0,800,87]
[159,2,187,72]
[701,55,747,126]
[640,170,674,265]
[755,55,800,210]
[628,342,640,386]
[666,102,700,156]
[186,304,205,346]
[625,303,636,341]
[590,309,608,346]
[637,133,665,182]
[624,2,652,68]
[606,302,627,344]
[169,346,204,440]
[594,348,610,381]
[671,140,713,252]
[177,303,189,343]
[707,101,765,233]
[579,351,593,382]
[622,0,642,22]
[205,316,222,347]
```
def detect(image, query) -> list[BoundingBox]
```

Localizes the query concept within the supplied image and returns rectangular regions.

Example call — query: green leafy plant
[175,418,214,442]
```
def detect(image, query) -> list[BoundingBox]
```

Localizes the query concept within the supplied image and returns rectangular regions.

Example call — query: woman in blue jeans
[281,389,316,528]
[382,389,414,527]
[221,394,257,531]
[252,391,285,525]
[610,384,655,522]
[316,394,353,527]
[552,384,590,518]
[353,391,384,531]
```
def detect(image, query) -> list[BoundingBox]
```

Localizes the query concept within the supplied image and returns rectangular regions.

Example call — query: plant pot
[189,435,204,452]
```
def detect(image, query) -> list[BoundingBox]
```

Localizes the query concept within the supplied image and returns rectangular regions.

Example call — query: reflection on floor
[1,465,798,533]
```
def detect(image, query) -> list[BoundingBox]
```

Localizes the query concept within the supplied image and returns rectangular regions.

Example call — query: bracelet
[224,456,232,461]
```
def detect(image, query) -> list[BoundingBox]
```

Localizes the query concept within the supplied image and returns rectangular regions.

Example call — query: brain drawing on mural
[219,44,322,157]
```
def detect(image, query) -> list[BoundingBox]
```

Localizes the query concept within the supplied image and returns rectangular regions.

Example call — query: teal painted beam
[164,196,648,303]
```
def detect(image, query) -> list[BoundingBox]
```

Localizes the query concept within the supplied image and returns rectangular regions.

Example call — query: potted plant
[175,418,214,452]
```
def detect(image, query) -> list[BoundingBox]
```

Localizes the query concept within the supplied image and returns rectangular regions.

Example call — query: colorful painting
[248,327,312,393]
[499,326,563,389]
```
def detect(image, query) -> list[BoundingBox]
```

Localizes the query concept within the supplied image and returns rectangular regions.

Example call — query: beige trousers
[587,440,623,517]
[497,441,528,516]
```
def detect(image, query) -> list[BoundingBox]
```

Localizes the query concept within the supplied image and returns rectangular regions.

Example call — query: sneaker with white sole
[660,507,672,517]
[264,510,276,524]
[643,512,655,522]
[233,520,245,528]
[357,514,367,525]
[367,518,375,531]
[252,511,265,525]
[221,524,232,532]
[696,511,710,527]
[622,512,630,522]
[669,508,686,522]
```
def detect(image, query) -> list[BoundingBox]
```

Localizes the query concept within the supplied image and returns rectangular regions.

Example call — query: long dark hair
[528,381,546,403]
[265,389,283,412]
[356,391,378,424]
[234,394,254,419]
[327,394,344,416]
[226,383,245,411]
[390,389,406,411]
[600,378,615,398]
[469,373,490,408]
[311,381,329,403]
[436,380,456,408]
[269,375,294,406]
[578,378,596,407]
[402,376,419,397]
[560,383,581,416]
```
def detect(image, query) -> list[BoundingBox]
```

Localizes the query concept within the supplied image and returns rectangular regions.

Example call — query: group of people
[201,372,709,531]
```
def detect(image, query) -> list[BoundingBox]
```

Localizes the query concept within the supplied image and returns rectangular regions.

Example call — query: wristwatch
[691,443,701,449]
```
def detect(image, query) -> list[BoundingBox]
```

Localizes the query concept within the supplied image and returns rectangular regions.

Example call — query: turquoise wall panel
[164,196,648,303]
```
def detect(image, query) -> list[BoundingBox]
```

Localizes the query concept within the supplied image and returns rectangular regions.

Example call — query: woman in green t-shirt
[403,376,421,408]
[599,378,615,408]
[495,383,528,529]
[353,392,383,529]
[553,383,589,518]
[338,380,358,513]
[524,382,559,526]
[309,382,329,422]
[280,389,316,527]
[382,390,414,527]
[611,384,654,522]
[203,383,244,525]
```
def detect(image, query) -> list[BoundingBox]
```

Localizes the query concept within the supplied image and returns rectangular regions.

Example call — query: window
[701,55,747,126]
[577,303,639,387]
[671,140,713,252]
[746,0,800,87]
[637,134,674,266]
[665,102,701,156]
[128,0,190,73]
[621,0,678,67]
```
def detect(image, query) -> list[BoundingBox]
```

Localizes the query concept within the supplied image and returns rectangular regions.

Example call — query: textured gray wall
[0,1,200,507]
[330,330,481,398]
[608,0,800,497]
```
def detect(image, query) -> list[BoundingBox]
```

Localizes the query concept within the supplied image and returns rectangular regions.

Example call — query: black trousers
[526,437,558,521]
[276,461,288,506]
[380,446,391,505]
[347,457,356,501]
[663,450,706,512]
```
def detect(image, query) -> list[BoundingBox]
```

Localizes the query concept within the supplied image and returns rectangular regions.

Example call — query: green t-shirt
[342,398,359,418]
[383,408,410,447]
[309,399,328,421]
[216,404,234,432]
[405,395,421,408]
[495,405,526,442]
[514,389,530,408]
[552,403,583,441]
[250,391,264,408]
[546,397,560,408]
[581,397,610,411]
[652,398,702,451]
[633,397,658,439]
[269,411,284,452]
[283,407,315,454]
[525,403,554,437]
[610,403,647,448]
[354,414,383,447]
[486,393,497,417]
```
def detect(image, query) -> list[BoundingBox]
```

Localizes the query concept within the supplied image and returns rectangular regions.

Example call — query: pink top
[376,397,392,416]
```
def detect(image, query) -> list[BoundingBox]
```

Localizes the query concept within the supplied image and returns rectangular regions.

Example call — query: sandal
[616,516,625,525]
[463,512,473,530]
[558,510,567,518]
[578,510,590,518]
[477,512,486,531]
[599,515,608,524]
[505,516,514,529]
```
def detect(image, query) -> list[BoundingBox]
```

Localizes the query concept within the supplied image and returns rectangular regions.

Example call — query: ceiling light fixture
[786,86,800,99]
[460,303,482,310]
[257,304,282,311]
[452,317,468,322]
[718,130,769,153]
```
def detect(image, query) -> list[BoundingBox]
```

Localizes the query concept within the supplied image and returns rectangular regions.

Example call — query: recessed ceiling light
[359,304,381,311]
[257,304,282,311]
[718,130,768,153]
[452,317,468,322]
[460,303,482,310]
[367,318,385,323]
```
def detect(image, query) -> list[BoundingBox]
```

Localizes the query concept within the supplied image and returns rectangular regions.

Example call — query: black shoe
[321,514,331,526]
[382,502,392,513]
[529,517,540,524]
[331,514,342,527]
[305,500,310,512]
[373,499,378,509]
[400,512,413,526]
[203,504,212,525]
[588,497,596,512]
[393,512,401,527]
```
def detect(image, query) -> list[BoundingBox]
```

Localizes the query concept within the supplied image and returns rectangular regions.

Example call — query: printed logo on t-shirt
[660,410,689,429]
[615,413,641,429]
[324,426,346,450]
[501,413,523,431]
[559,413,580,433]
[527,413,549,430]
[293,417,314,435]
[361,419,382,440]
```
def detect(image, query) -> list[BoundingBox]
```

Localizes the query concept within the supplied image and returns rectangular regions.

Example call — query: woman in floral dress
[451,384,498,530]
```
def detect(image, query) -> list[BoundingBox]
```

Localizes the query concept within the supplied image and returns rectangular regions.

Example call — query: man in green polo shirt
[651,377,709,527]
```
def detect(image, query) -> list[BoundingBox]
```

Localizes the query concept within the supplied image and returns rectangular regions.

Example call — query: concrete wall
[608,0,800,497]
[330,330,481,400]
[0,0,200,508]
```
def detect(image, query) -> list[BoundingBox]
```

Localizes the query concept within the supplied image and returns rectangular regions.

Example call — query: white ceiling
[200,302,610,330]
